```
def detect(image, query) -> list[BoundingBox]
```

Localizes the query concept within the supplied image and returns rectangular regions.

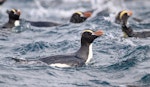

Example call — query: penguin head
[119,10,133,20]
[116,10,133,25]
[81,29,103,44]
[70,11,92,23]
[7,9,21,20]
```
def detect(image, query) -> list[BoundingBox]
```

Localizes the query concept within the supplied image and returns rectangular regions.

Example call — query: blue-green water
[0,0,150,87]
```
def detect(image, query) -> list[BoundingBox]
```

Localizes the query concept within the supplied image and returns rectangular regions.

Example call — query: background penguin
[115,10,143,25]
[29,11,92,27]
[12,29,103,67]
[1,9,60,28]
[122,24,150,38]
[118,10,150,38]
[29,21,60,27]
[70,11,92,23]
[2,9,21,28]
[115,10,133,25]
[71,9,113,23]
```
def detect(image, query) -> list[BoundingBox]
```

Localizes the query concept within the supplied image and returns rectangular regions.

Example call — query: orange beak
[83,11,92,18]
[17,10,21,15]
[94,30,103,36]
[127,10,133,16]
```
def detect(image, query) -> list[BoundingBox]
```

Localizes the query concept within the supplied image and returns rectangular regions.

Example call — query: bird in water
[70,11,92,23]
[12,29,103,67]
[29,11,92,27]
[2,9,21,28]
[116,10,150,38]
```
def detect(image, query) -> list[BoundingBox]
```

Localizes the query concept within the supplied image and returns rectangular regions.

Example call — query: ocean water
[0,0,150,87]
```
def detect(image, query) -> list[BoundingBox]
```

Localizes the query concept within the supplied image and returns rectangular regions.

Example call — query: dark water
[0,0,150,87]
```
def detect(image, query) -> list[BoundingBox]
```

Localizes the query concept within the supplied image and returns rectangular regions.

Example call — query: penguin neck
[8,18,20,26]
[122,25,134,37]
[76,42,93,64]
[120,14,129,25]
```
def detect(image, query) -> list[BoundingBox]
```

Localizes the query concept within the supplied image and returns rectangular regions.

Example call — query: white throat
[85,44,93,64]
[14,20,20,26]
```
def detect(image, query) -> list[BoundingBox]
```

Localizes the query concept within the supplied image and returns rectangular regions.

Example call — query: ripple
[13,41,50,55]
[139,74,150,85]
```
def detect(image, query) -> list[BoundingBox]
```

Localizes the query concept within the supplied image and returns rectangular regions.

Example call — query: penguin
[2,9,21,28]
[115,10,133,25]
[122,24,150,38]
[70,11,92,23]
[29,11,92,27]
[30,11,92,27]
[27,11,92,27]
[12,29,103,67]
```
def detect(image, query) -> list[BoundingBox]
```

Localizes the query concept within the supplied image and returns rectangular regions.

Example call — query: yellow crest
[119,10,128,19]
[75,11,83,16]
[83,30,93,33]
[11,9,16,13]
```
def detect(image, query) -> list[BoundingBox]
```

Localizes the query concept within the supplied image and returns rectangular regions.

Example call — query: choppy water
[0,0,150,87]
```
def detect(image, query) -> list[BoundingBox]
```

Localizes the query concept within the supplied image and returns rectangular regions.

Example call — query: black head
[81,30,103,45]
[70,11,92,23]
[7,9,21,20]
[115,10,133,25]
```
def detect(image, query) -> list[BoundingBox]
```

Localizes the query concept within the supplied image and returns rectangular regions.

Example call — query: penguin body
[12,29,103,67]
[122,25,150,38]
[29,21,60,27]
[2,9,21,28]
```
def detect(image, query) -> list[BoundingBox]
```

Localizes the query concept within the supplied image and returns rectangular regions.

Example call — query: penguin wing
[39,55,85,67]
[29,21,60,27]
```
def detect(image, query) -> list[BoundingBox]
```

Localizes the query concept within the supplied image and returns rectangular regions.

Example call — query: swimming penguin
[29,11,92,27]
[1,8,60,28]
[115,10,133,25]
[29,21,60,27]
[26,11,92,27]
[122,24,150,38]
[70,11,92,23]
[12,29,103,67]
[2,9,21,28]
